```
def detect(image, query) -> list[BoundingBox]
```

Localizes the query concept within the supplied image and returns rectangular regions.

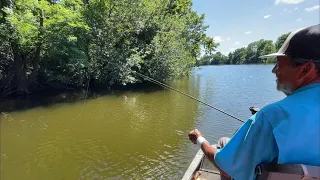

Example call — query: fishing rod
[133,71,245,123]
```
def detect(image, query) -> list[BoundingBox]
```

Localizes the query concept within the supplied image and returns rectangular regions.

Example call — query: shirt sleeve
[214,111,279,180]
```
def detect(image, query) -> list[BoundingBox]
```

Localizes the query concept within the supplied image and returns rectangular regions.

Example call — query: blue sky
[192,0,320,55]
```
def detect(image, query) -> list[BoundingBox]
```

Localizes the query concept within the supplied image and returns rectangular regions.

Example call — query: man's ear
[298,62,315,79]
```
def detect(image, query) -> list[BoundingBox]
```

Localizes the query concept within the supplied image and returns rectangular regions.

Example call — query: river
[0,65,285,180]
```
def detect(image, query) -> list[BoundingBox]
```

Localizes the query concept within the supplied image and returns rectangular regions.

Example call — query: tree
[1,0,215,95]
[197,55,211,66]
[2,0,88,94]
[1,0,289,96]
[198,38,280,65]
[210,52,227,65]
[232,48,247,64]
[275,32,290,51]
[203,37,218,56]
[260,40,276,63]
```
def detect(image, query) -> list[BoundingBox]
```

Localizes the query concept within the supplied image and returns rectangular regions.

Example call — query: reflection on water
[0,65,285,180]
[1,77,200,180]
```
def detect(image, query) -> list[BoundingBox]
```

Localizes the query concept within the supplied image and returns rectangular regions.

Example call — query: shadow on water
[0,82,167,113]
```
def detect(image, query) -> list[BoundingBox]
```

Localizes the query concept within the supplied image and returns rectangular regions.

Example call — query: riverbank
[0,81,165,112]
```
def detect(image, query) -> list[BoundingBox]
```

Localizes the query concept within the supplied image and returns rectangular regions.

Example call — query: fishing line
[69,61,244,123]
[72,72,90,121]
[133,71,245,123]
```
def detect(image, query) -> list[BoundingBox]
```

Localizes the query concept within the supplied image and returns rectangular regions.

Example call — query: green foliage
[197,52,228,66]
[275,32,290,51]
[266,58,276,64]
[0,0,214,93]
[211,52,227,65]
[0,24,13,82]
[202,37,218,56]
[197,55,212,66]
[233,47,247,64]
[197,33,290,66]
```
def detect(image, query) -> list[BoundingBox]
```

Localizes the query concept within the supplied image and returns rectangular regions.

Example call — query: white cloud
[275,0,304,4]
[264,15,272,19]
[234,42,241,45]
[226,37,231,41]
[230,48,236,51]
[305,5,320,12]
[213,36,225,43]
[284,8,287,12]
[294,7,298,11]
[296,18,302,21]
[245,31,252,35]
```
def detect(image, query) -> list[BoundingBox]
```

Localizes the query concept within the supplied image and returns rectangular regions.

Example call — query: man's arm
[188,129,230,177]
[189,111,278,179]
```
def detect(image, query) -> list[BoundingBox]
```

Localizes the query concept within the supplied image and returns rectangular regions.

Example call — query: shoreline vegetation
[0,0,289,98]
[196,33,290,66]
[0,0,218,97]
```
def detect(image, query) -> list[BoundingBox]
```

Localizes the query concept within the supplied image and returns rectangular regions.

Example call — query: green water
[0,65,285,180]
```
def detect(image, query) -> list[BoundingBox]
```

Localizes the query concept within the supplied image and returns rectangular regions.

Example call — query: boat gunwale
[181,149,204,180]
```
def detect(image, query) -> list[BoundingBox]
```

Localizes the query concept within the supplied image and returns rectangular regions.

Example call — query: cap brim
[259,53,286,59]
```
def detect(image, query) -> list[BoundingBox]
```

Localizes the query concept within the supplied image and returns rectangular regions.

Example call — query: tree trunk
[28,8,43,84]
[12,44,29,94]
[28,42,41,84]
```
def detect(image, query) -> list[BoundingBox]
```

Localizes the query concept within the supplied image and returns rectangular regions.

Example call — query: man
[188,24,320,180]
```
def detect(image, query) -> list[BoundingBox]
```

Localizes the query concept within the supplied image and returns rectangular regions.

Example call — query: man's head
[261,24,320,95]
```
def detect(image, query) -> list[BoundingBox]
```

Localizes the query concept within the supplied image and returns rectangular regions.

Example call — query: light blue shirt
[214,82,320,180]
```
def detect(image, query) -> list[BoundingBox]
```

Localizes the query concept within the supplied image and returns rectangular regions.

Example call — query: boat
[181,148,222,180]
[182,148,320,180]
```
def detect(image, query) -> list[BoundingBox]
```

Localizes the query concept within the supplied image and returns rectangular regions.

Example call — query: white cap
[260,28,305,59]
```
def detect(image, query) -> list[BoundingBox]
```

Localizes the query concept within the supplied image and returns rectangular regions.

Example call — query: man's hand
[188,129,204,144]
[188,129,231,178]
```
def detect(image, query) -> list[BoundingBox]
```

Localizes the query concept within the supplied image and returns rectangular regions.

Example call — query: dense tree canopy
[197,32,291,66]
[0,0,218,95]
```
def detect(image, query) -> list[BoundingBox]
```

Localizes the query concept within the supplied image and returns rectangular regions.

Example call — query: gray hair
[290,57,320,76]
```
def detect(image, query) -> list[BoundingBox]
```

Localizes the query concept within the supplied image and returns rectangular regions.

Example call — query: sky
[192,0,320,55]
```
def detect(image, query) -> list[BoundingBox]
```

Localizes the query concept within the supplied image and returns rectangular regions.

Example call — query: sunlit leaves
[0,0,213,91]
